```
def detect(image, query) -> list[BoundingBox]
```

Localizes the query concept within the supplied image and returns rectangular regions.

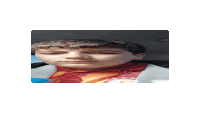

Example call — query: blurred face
[35,46,143,70]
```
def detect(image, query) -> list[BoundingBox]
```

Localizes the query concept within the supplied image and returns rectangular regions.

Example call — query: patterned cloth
[48,62,149,83]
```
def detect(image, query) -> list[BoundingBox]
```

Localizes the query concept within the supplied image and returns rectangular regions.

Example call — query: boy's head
[31,39,146,70]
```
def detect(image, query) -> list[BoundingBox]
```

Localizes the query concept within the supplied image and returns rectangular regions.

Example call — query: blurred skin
[35,46,145,70]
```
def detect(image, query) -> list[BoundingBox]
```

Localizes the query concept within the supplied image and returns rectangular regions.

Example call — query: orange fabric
[48,62,149,83]
[50,71,66,78]
[81,72,122,83]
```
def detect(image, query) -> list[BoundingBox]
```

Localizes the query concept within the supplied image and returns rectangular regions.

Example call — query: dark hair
[31,39,146,55]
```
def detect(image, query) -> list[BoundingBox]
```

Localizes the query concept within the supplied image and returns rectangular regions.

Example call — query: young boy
[31,39,169,83]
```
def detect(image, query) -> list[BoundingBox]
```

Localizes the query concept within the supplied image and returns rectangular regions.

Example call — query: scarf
[48,62,148,83]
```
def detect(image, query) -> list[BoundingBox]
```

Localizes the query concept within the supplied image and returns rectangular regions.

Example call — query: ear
[138,53,146,56]
[133,53,146,60]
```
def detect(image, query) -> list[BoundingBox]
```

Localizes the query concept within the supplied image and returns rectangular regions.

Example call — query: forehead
[36,46,126,52]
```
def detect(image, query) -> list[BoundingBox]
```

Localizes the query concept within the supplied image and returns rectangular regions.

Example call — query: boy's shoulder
[135,64,169,83]
[31,64,57,78]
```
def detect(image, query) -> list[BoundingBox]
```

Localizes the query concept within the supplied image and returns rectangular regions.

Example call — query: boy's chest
[49,71,142,83]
